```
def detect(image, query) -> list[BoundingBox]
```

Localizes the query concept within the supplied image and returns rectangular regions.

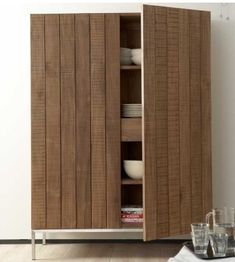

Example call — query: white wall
[0,1,235,239]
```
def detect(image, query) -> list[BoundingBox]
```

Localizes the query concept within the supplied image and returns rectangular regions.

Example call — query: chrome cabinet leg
[32,231,36,260]
[42,232,46,245]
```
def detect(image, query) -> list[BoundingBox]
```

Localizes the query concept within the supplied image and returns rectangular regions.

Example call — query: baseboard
[0,239,188,244]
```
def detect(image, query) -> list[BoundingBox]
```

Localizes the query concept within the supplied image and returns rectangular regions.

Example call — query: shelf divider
[121,178,142,185]
[120,65,141,70]
[121,118,142,142]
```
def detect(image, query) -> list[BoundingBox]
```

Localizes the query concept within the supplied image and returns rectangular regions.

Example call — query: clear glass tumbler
[209,233,228,257]
[206,207,235,253]
[191,223,209,255]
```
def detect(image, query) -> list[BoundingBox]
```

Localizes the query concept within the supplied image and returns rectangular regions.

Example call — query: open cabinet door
[143,5,212,241]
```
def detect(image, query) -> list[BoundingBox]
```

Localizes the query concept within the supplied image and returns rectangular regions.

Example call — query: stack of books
[121,205,143,224]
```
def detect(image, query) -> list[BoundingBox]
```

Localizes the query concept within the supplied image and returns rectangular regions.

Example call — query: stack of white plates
[122,104,142,118]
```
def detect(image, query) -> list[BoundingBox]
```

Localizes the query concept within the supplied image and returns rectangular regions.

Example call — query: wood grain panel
[200,12,212,216]
[60,14,76,228]
[189,11,203,223]
[155,6,169,237]
[179,9,191,234]
[121,118,142,142]
[143,5,211,240]
[105,14,121,229]
[31,14,46,229]
[120,15,141,49]
[45,14,61,229]
[143,5,157,241]
[75,14,91,229]
[167,8,181,235]
[122,185,142,206]
[121,142,142,162]
[121,71,141,104]
[90,14,106,228]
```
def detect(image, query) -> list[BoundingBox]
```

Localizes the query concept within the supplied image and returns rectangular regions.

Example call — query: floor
[0,243,181,262]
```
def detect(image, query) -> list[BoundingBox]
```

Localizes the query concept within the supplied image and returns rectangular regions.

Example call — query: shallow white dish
[123,160,144,180]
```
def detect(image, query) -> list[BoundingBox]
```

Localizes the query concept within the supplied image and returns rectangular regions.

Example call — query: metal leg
[32,231,36,260]
[42,232,46,245]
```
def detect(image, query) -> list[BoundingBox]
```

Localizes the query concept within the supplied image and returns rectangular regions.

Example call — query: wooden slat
[45,15,61,229]
[90,14,106,228]
[75,14,91,229]
[143,5,157,241]
[200,11,212,216]
[121,71,141,104]
[31,14,46,229]
[167,8,181,235]
[120,65,141,70]
[179,9,191,234]
[121,179,142,185]
[105,14,121,229]
[60,14,76,228]
[121,118,142,142]
[155,6,169,237]
[189,11,203,223]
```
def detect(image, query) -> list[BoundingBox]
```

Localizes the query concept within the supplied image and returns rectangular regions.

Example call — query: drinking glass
[206,207,235,253]
[191,223,209,255]
[209,233,228,257]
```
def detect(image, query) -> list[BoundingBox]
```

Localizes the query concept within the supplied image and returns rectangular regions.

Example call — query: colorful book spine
[121,218,143,223]
[121,206,143,223]
[121,214,143,219]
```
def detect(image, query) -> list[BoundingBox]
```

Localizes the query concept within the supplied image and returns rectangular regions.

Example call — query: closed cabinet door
[31,14,121,230]
[143,5,212,241]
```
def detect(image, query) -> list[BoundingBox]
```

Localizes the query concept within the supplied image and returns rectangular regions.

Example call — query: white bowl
[123,160,144,180]
[131,49,142,57]
[121,47,132,56]
[131,55,141,65]
[120,56,132,65]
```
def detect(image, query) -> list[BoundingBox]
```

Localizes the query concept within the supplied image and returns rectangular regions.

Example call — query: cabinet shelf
[121,118,142,142]
[120,65,141,70]
[121,178,142,185]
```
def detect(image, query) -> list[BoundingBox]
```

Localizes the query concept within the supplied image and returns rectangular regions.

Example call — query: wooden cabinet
[31,5,212,241]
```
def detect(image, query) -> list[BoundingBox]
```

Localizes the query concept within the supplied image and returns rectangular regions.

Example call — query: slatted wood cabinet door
[143,5,212,241]
[31,14,120,230]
